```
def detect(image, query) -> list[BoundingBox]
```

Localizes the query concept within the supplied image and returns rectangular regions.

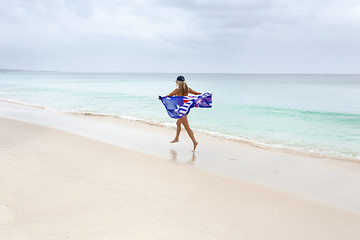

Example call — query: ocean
[1,72,360,161]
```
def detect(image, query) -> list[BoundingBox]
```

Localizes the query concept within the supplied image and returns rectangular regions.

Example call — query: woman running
[159,75,201,151]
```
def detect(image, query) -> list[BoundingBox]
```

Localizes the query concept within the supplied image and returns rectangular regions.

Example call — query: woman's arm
[159,89,179,99]
[189,88,201,95]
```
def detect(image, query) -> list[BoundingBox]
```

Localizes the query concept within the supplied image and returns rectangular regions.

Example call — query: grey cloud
[155,0,273,12]
[0,0,359,73]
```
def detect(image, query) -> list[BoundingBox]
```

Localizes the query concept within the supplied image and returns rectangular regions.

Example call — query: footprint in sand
[0,204,14,225]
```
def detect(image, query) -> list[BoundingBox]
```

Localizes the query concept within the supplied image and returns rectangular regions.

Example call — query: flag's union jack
[159,92,212,119]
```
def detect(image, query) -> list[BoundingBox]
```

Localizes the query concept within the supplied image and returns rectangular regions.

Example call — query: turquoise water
[1,72,360,160]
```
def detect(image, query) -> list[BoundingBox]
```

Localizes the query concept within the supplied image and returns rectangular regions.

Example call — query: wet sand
[1,116,360,239]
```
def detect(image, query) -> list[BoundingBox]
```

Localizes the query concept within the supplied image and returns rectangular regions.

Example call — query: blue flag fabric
[159,92,212,119]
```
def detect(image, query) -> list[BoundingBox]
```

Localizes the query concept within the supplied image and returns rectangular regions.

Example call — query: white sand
[1,117,360,240]
[1,100,360,215]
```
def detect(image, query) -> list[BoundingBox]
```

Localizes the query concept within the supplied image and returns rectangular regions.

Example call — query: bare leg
[171,119,181,143]
[181,115,198,151]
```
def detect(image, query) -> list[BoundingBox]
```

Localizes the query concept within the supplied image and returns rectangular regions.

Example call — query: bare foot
[193,142,198,151]
[170,139,179,143]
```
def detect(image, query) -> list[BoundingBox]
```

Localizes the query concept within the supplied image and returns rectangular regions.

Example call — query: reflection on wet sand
[171,149,196,164]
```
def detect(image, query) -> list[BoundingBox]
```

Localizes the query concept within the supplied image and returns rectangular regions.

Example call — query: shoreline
[1,98,359,163]
[1,117,360,239]
[1,101,360,215]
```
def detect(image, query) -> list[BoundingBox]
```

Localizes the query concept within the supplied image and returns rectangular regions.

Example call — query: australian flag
[159,92,212,119]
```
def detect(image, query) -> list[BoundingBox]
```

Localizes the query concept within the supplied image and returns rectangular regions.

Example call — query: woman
[159,75,201,151]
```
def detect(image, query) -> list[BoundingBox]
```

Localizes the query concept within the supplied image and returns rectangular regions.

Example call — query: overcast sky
[1,0,359,73]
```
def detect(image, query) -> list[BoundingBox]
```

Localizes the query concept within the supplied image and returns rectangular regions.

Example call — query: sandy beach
[1,113,360,239]
[3,0,360,238]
